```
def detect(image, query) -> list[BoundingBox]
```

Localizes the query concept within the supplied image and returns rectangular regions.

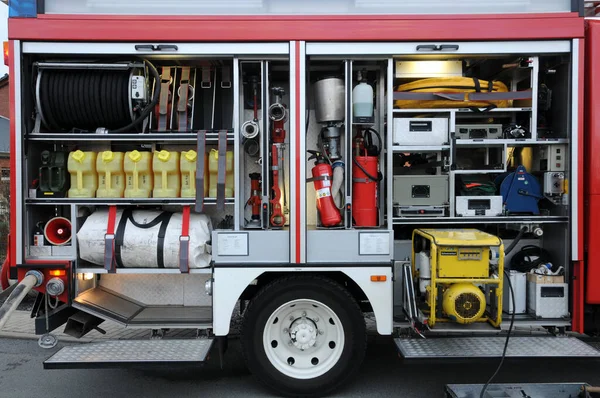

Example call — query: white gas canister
[352,81,374,122]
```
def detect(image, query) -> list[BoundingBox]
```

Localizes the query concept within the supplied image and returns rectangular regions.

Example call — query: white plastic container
[352,81,373,121]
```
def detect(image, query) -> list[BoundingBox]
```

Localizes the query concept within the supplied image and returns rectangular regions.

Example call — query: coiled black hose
[37,60,160,133]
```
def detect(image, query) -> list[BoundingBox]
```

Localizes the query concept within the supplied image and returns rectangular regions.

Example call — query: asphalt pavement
[1,335,600,397]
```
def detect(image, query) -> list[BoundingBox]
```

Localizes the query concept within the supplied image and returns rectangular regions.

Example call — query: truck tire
[241,275,367,397]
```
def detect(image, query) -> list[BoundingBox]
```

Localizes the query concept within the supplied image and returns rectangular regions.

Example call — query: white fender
[213,267,392,336]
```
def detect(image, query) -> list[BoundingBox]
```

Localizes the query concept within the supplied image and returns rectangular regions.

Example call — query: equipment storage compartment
[19,43,292,271]
[213,59,291,264]
[305,57,392,263]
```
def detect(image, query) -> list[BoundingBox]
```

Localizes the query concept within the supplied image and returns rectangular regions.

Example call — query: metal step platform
[44,339,214,369]
[73,287,212,328]
[445,383,598,398]
[395,336,600,359]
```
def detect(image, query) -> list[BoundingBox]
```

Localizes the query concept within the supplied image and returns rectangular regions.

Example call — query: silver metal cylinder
[313,77,345,124]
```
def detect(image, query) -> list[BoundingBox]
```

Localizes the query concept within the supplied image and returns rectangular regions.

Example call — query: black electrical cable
[504,226,527,256]
[510,245,554,273]
[480,269,516,398]
[36,60,160,133]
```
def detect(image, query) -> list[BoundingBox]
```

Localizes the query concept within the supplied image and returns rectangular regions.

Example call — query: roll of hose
[36,61,159,133]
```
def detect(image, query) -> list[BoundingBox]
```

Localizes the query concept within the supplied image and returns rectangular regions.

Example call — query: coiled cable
[36,60,160,133]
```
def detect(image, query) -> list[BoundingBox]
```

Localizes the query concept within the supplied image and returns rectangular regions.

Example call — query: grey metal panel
[23,42,290,55]
[394,336,600,358]
[131,306,212,324]
[212,230,289,263]
[99,274,211,306]
[44,340,214,368]
[74,287,144,322]
[307,229,392,263]
[446,383,588,398]
[571,39,580,261]
[306,41,571,56]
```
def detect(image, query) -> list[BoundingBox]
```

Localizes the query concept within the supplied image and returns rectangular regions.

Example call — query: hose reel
[34,61,160,133]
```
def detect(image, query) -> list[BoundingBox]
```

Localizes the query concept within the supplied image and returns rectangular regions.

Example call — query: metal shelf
[76,267,212,275]
[456,138,569,146]
[25,130,235,142]
[452,169,504,174]
[26,198,235,206]
[392,216,568,225]
[393,107,532,114]
[392,145,450,152]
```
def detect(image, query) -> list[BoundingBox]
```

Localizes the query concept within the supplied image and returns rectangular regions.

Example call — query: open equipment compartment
[389,44,574,330]
[17,42,292,328]
[304,55,392,263]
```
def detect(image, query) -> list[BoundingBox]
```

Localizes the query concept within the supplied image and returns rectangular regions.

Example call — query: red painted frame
[585,20,600,306]
[6,13,589,329]
[9,13,584,42]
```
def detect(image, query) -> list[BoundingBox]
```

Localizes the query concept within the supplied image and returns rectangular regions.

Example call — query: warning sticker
[316,188,331,199]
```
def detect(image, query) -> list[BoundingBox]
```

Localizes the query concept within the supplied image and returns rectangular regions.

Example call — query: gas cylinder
[352,155,378,227]
[308,151,341,227]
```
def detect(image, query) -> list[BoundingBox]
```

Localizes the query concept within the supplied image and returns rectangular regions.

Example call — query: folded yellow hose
[394,77,511,109]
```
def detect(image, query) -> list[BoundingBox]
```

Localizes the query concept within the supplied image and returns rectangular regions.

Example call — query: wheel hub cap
[290,320,317,350]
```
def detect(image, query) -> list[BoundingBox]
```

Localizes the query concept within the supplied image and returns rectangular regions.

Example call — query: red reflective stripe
[107,205,117,234]
[182,205,190,237]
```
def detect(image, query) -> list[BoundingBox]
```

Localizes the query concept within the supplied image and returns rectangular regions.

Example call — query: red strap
[465,183,482,188]
[107,205,117,234]
[182,205,190,237]
[179,206,191,273]
[104,205,117,273]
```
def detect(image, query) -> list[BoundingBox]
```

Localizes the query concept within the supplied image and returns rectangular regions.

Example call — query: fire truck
[1,0,600,396]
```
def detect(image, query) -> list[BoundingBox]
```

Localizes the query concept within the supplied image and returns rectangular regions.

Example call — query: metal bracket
[103,234,115,273]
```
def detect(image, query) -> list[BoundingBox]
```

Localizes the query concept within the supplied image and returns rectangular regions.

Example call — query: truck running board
[44,339,214,369]
[394,336,600,359]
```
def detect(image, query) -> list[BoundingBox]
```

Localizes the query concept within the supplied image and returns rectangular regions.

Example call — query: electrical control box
[543,172,565,195]
[131,75,147,101]
[455,124,503,140]
[533,145,567,172]
[393,118,449,146]
[393,175,448,206]
[456,196,503,217]
[437,246,490,278]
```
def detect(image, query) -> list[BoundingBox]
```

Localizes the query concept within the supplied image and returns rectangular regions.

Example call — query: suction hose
[331,160,345,209]
[0,271,43,331]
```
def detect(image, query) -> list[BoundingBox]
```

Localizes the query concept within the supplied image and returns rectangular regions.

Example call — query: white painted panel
[44,0,570,15]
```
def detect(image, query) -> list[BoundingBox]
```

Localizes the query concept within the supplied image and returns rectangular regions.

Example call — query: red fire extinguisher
[308,150,342,227]
[352,128,381,227]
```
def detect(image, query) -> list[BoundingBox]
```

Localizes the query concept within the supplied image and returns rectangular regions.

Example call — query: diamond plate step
[394,336,600,359]
[445,383,591,398]
[44,339,214,369]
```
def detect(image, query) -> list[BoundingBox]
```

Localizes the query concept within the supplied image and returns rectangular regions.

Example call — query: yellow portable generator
[411,229,504,327]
